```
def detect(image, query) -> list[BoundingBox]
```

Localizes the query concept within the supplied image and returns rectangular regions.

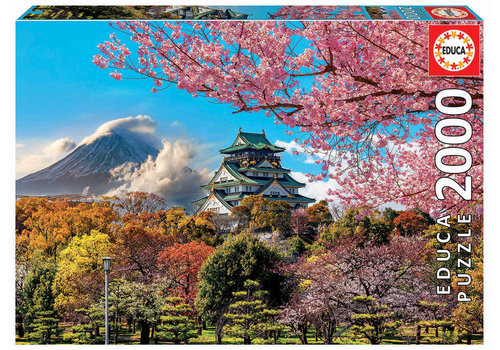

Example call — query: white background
[3,0,498,348]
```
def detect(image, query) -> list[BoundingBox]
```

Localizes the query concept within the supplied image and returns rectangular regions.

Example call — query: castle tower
[193,129,315,215]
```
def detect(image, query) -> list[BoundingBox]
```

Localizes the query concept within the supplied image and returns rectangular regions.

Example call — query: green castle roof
[203,162,305,189]
[220,131,285,154]
[193,129,315,212]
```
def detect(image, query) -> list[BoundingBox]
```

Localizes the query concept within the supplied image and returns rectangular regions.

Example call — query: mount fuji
[16,131,160,196]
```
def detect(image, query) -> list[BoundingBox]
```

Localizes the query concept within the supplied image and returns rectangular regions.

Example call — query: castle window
[270,191,280,196]
[220,176,228,182]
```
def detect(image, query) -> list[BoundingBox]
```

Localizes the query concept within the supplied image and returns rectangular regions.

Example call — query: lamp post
[101,257,113,345]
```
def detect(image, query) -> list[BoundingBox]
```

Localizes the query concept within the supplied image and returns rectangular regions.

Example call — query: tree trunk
[435,326,439,338]
[139,321,150,344]
[216,317,227,344]
[114,315,119,344]
[153,324,159,345]
[15,314,24,338]
[467,332,472,345]
[16,320,24,338]
[127,316,132,333]
[416,324,421,344]
[299,323,308,344]
[197,316,203,335]
[244,335,251,344]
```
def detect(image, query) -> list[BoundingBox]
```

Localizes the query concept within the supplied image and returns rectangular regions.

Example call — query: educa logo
[431,7,469,19]
[428,25,480,76]
[434,30,474,71]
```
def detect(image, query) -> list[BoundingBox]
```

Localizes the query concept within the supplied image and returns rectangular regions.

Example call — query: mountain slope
[16,132,159,196]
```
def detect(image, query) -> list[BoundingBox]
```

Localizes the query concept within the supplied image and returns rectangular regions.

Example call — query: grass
[16,323,483,345]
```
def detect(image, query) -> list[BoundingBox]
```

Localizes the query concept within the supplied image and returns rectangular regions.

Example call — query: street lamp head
[101,257,113,272]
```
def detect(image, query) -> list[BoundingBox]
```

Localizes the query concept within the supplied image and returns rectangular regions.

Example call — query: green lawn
[16,323,483,345]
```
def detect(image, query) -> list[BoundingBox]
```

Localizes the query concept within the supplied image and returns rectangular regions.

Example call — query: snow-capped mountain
[16,132,159,196]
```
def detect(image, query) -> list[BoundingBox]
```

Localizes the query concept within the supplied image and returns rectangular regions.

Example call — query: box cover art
[15,5,483,345]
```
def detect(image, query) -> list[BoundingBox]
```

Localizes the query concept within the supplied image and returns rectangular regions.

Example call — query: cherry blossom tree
[280,235,449,343]
[94,18,483,217]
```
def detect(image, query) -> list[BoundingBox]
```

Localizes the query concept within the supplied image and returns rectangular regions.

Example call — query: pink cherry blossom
[93,17,483,216]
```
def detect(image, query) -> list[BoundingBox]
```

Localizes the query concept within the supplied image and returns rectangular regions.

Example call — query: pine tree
[63,306,104,344]
[224,280,281,344]
[157,297,198,344]
[29,310,63,344]
[350,296,400,344]
[417,301,453,344]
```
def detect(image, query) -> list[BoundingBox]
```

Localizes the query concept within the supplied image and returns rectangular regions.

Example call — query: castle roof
[220,130,285,154]
[194,129,315,213]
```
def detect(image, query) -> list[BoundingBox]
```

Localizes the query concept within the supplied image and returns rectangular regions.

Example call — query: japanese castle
[193,129,315,215]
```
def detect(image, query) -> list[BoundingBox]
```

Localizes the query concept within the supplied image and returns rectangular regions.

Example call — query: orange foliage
[392,211,428,237]
[158,241,215,308]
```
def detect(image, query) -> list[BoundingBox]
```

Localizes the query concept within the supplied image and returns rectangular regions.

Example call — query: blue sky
[16,20,325,191]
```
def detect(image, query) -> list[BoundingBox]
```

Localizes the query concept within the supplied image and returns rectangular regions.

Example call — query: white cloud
[45,137,76,155]
[275,139,304,154]
[16,137,77,178]
[106,139,211,209]
[291,171,341,202]
[275,139,323,164]
[80,115,157,146]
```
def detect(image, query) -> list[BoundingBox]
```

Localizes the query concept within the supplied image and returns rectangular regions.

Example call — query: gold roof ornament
[262,129,266,135]
[238,127,242,134]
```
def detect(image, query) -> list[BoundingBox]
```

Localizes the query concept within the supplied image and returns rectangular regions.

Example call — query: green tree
[350,296,400,344]
[157,297,198,344]
[124,281,163,344]
[417,301,453,343]
[29,310,63,344]
[224,280,281,344]
[318,209,390,246]
[382,207,400,230]
[63,306,104,344]
[20,262,57,335]
[288,236,307,259]
[196,233,283,343]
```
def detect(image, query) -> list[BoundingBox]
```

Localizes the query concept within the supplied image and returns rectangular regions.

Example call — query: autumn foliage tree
[52,230,114,317]
[305,200,333,233]
[158,241,215,309]
[94,19,482,217]
[231,195,292,234]
[392,211,428,237]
